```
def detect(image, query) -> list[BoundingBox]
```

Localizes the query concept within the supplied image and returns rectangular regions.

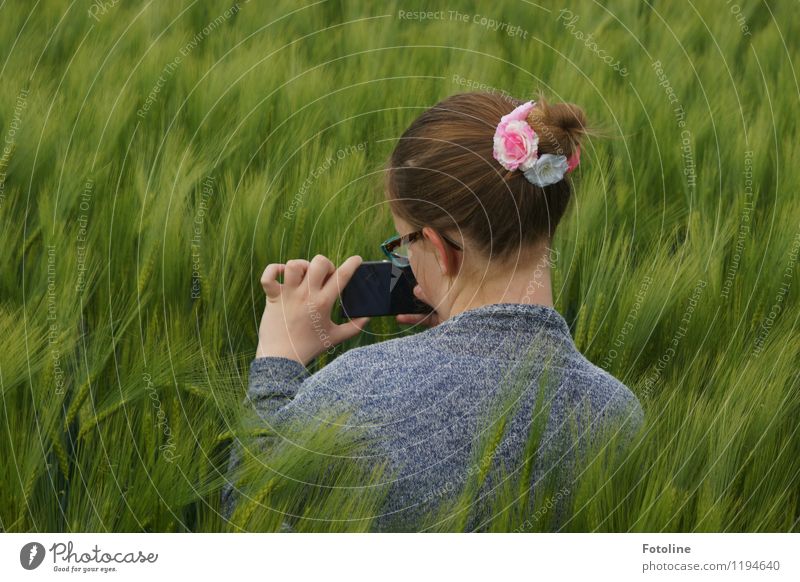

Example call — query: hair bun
[525,97,587,158]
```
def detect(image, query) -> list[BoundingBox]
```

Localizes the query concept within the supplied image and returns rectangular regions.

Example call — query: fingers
[323,255,363,299]
[283,259,311,287]
[262,254,352,301]
[260,263,286,299]
[306,254,336,290]
[396,313,428,325]
[396,311,439,327]
[332,316,370,343]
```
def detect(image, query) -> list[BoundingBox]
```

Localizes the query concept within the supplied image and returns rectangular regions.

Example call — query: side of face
[392,214,459,312]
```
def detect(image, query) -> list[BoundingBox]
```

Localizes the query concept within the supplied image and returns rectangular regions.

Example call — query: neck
[443,247,556,320]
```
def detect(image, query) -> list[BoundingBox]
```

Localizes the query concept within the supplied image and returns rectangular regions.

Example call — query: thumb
[333,317,370,342]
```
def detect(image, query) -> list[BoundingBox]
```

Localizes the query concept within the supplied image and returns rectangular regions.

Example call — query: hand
[396,284,440,327]
[256,254,370,366]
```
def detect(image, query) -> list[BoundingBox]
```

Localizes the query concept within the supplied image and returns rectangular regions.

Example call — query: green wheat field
[0,0,798,532]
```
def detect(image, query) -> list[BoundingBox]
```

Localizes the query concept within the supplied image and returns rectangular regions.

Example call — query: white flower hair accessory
[492,100,581,187]
[523,153,570,187]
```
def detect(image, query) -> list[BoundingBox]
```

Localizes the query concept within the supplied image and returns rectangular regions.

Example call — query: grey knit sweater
[223,303,644,531]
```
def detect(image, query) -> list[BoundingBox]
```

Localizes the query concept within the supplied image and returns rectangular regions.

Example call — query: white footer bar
[1,533,797,581]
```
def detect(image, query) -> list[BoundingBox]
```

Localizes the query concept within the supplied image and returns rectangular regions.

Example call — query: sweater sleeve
[245,356,311,418]
[220,356,312,523]
[221,352,369,524]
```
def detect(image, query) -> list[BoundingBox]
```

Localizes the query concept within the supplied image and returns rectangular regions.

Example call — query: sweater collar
[427,302,576,359]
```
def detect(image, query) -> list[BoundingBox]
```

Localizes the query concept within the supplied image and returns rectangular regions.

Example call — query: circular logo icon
[20,542,46,570]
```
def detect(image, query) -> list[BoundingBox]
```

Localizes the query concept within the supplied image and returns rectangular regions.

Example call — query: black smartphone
[339,260,433,318]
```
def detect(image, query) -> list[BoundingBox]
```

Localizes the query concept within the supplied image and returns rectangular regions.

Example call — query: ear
[422,226,460,276]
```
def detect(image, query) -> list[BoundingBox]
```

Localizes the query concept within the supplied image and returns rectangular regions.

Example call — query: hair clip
[492,100,580,187]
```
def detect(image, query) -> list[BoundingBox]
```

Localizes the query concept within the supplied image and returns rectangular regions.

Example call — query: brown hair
[385,91,589,262]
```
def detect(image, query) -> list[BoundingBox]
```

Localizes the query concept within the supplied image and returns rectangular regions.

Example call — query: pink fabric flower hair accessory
[492,101,581,187]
